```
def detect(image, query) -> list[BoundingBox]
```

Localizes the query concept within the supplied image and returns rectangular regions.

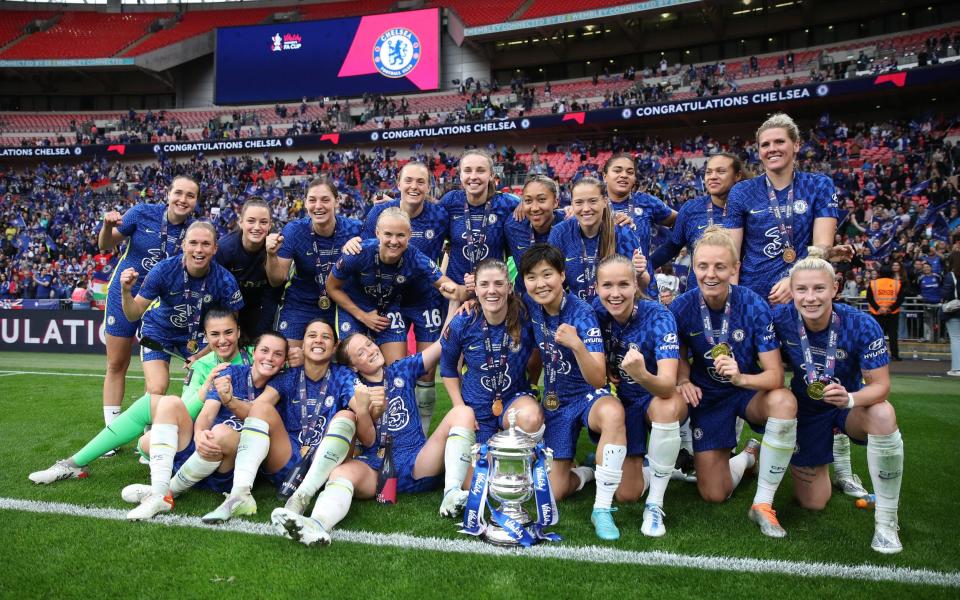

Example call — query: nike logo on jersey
[785,340,799,346]
[144,228,156,233]
[697,224,707,230]
[689,331,702,336]
[467,344,481,351]
[749,208,767,215]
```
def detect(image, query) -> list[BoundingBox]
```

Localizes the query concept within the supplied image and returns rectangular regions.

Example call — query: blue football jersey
[109,203,192,298]
[522,293,605,401]
[592,297,679,403]
[439,190,519,284]
[727,172,839,298]
[668,195,729,290]
[215,230,283,338]
[610,191,673,258]
[547,218,641,301]
[772,302,889,413]
[138,256,244,342]
[205,363,271,427]
[269,364,357,447]
[277,215,362,309]
[669,285,779,401]
[362,199,449,305]
[359,354,427,459]
[440,312,535,418]
[331,239,442,313]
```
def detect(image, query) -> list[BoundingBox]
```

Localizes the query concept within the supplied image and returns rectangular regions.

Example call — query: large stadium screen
[214,7,440,104]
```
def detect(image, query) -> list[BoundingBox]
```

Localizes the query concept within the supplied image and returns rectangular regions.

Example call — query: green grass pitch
[1,352,958,598]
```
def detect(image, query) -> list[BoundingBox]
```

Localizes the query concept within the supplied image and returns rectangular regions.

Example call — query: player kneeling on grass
[593,255,686,537]
[124,331,287,520]
[519,244,628,542]
[201,319,358,524]
[29,308,251,485]
[440,259,543,448]
[772,250,904,554]
[271,332,478,546]
[668,227,798,539]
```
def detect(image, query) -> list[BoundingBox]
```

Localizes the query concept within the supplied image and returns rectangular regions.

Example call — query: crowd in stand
[2,113,959,327]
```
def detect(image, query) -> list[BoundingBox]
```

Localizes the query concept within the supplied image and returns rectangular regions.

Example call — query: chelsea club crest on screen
[373,28,421,78]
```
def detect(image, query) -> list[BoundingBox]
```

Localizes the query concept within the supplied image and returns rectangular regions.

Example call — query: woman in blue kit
[99,175,197,432]
[355,162,452,434]
[772,250,905,554]
[119,221,244,396]
[267,331,479,546]
[504,175,566,287]
[725,112,850,304]
[592,254,685,537]
[439,149,519,295]
[123,331,287,521]
[326,207,467,366]
[203,319,360,525]
[668,226,798,540]
[519,243,628,541]
[440,258,541,445]
[651,153,746,291]
[266,176,362,348]
[548,177,647,302]
[603,154,676,296]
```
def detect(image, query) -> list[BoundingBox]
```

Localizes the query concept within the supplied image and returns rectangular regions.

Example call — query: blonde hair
[376,206,411,230]
[185,220,218,242]
[692,225,738,265]
[571,176,616,260]
[596,254,647,301]
[756,112,801,144]
[789,246,835,280]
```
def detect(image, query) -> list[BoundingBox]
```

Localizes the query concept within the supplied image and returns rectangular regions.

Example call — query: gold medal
[377,446,386,459]
[543,393,560,411]
[186,339,199,354]
[807,381,826,401]
[300,444,311,458]
[318,295,332,310]
[709,343,731,359]
[492,396,503,417]
[782,247,797,263]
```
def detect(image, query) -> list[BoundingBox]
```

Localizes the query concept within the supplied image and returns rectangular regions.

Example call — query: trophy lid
[487,409,537,451]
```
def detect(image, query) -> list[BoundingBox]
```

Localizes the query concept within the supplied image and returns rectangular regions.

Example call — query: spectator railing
[849,296,948,343]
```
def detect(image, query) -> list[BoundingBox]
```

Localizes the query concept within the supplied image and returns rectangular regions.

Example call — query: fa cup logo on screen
[271,33,302,52]
[373,28,421,78]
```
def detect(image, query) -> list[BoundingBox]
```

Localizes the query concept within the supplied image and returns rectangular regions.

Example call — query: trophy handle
[506,408,518,432]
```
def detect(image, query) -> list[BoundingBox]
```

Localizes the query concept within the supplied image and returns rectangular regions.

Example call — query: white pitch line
[1,497,958,588]
[0,370,145,380]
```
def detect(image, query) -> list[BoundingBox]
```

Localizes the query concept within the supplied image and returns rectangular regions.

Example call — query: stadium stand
[0,10,56,49]
[0,12,168,60]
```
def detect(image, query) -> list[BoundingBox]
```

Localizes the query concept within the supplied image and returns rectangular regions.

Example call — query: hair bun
[806,246,827,259]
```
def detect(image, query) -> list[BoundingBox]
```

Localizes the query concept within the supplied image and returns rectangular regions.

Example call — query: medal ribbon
[764,175,795,255]
[463,198,493,267]
[797,310,840,386]
[158,212,186,259]
[182,261,208,346]
[532,298,565,404]
[698,290,732,351]
[296,368,331,447]
[481,319,510,400]
[374,251,403,316]
[312,231,335,297]
[578,229,599,299]
[604,306,636,373]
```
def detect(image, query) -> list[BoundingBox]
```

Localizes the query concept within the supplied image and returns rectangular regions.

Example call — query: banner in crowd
[1,61,956,161]
[0,309,111,354]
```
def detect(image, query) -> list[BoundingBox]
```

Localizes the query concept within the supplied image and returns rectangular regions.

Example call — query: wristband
[846,393,855,409]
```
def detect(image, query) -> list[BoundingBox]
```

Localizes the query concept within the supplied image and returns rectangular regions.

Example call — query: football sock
[642,464,651,497]
[868,430,904,525]
[103,405,121,427]
[735,417,745,447]
[296,416,356,500]
[310,477,355,531]
[647,421,681,507]
[594,444,626,510]
[415,381,436,435]
[170,453,220,496]
[753,417,797,506]
[72,392,152,466]
[443,426,476,493]
[832,433,853,480]
[571,466,595,491]
[230,417,270,495]
[679,419,694,455]
[148,423,178,497]
[728,447,754,491]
